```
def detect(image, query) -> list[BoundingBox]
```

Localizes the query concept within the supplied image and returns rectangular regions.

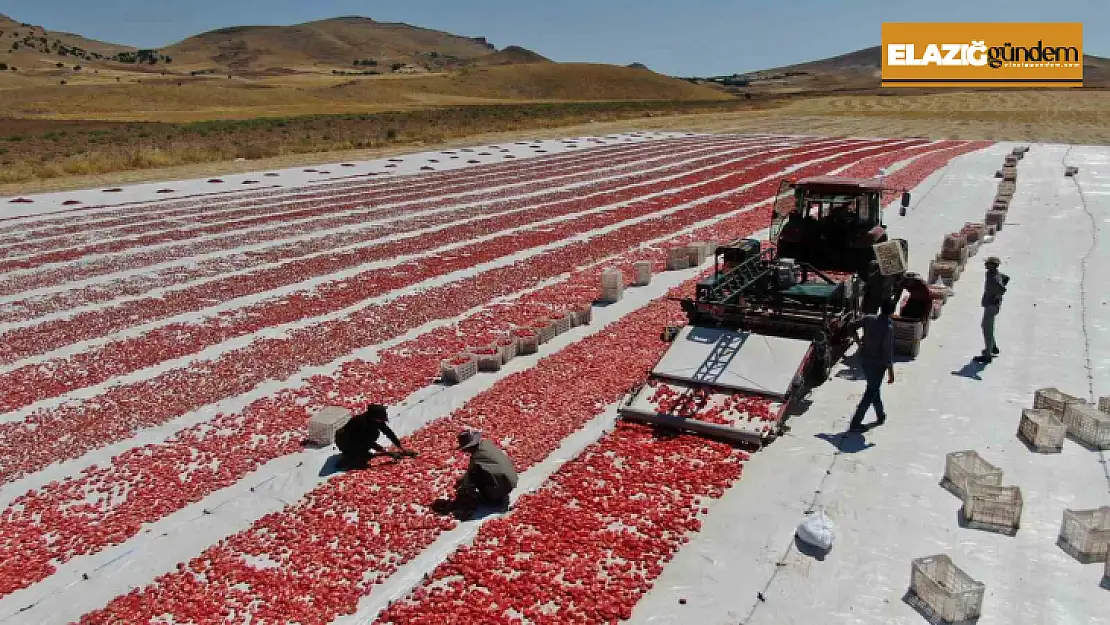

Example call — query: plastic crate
[909,555,985,624]
[892,319,924,340]
[686,242,711,266]
[894,337,921,357]
[466,346,503,372]
[1033,387,1086,418]
[942,450,1003,499]
[1058,507,1110,563]
[1098,395,1109,414]
[633,261,652,286]
[307,406,353,446]
[530,319,557,344]
[511,328,539,355]
[873,240,906,275]
[549,311,573,335]
[495,336,518,364]
[985,210,1006,228]
[942,234,966,252]
[1063,403,1110,450]
[441,353,478,384]
[1017,408,1066,453]
[572,302,593,326]
[963,483,1023,534]
[666,247,691,270]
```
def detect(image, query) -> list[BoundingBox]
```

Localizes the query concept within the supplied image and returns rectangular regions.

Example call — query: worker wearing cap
[451,430,518,520]
[334,404,417,469]
[974,257,1010,364]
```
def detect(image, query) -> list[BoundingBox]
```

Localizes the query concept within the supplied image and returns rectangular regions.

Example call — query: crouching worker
[449,430,518,520]
[334,403,417,470]
[898,272,933,321]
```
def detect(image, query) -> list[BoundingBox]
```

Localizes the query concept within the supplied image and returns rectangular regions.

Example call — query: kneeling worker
[334,403,417,469]
[452,430,518,520]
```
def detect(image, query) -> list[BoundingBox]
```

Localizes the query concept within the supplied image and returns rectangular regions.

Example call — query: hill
[473,46,551,67]
[163,17,499,73]
[739,45,1110,91]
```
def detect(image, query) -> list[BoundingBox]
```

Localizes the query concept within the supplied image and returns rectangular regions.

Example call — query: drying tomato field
[0,132,995,624]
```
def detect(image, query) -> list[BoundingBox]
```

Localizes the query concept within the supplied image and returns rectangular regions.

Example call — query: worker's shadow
[816,431,875,454]
[951,359,987,381]
[318,453,400,477]
[834,352,866,381]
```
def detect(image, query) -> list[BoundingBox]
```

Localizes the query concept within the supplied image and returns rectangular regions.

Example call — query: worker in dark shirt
[334,404,417,469]
[848,299,896,432]
[898,272,933,321]
[450,430,519,520]
[974,256,1010,364]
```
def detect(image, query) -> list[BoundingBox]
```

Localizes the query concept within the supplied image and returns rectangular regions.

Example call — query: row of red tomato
[73,289,697,625]
[0,139,868,417]
[0,135,709,244]
[0,138,922,599]
[378,421,748,625]
[0,136,742,259]
[0,140,858,487]
[0,138,785,300]
[0,138,772,323]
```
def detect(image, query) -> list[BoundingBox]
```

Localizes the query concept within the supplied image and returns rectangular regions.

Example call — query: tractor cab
[770,176,905,275]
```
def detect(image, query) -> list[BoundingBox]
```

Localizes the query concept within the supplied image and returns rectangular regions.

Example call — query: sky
[2,0,1107,76]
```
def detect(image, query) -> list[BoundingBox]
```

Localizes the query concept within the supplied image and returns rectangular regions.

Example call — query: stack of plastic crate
[571,302,593,326]
[530,318,557,344]
[632,261,652,286]
[1033,387,1086,418]
[600,268,624,302]
[907,555,985,624]
[892,317,925,357]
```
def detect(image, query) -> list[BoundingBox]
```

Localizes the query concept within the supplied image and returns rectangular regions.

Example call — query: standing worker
[974,256,1010,364]
[334,404,418,470]
[848,299,896,432]
[449,430,518,520]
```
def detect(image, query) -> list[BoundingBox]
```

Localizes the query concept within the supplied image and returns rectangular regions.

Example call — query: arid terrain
[1,12,1107,194]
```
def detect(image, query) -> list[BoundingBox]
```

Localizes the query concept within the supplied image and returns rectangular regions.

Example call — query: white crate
[873,240,906,275]
[466,345,503,372]
[600,268,624,302]
[494,335,518,363]
[942,450,1003,499]
[530,319,557,344]
[633,261,652,286]
[1017,408,1066,453]
[963,483,1023,534]
[307,406,353,446]
[909,555,985,624]
[511,328,539,355]
[1063,402,1110,450]
[549,311,573,335]
[1033,387,1085,418]
[1058,507,1110,563]
[441,353,479,384]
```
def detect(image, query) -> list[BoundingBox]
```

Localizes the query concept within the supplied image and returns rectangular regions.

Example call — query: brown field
[2,13,1108,196]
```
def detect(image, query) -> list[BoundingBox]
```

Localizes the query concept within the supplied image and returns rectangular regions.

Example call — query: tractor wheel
[806,339,834,387]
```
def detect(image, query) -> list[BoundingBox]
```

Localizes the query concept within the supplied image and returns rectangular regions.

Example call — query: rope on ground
[1061,146,1110,496]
